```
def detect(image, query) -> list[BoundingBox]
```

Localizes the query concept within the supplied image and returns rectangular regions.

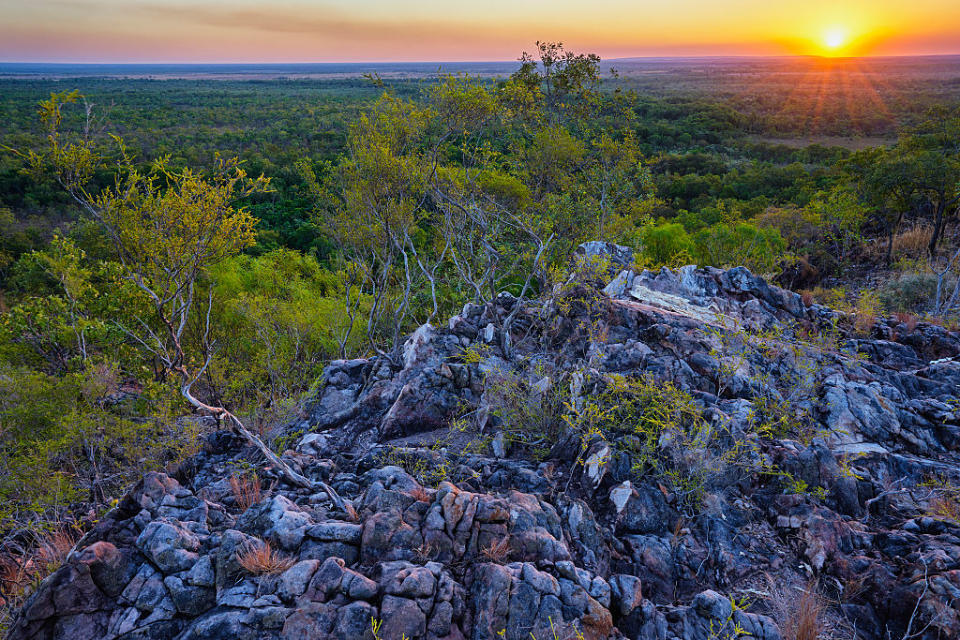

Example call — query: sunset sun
[821,26,851,54]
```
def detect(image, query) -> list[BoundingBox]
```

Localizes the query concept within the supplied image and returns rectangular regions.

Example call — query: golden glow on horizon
[0,0,959,62]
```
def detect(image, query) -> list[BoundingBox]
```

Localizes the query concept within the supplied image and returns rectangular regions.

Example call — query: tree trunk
[886,221,896,265]
[929,199,946,257]
[180,379,312,489]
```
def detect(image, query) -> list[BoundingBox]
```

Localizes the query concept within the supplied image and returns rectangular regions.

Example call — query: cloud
[123,2,524,48]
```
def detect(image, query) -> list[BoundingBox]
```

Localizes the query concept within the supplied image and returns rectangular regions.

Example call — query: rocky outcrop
[9,258,960,640]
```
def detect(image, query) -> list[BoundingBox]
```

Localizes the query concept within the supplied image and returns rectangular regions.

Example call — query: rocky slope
[9,246,960,640]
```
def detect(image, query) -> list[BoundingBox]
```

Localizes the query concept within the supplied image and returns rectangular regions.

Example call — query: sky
[2,0,960,63]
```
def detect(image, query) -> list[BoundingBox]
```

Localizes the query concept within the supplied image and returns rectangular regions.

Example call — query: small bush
[640,222,693,267]
[485,369,568,460]
[928,495,960,523]
[922,476,960,523]
[878,273,938,313]
[853,290,881,335]
[693,221,786,273]
[805,286,848,310]
[567,373,719,512]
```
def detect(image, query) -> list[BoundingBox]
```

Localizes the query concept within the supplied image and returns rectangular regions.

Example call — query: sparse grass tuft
[0,526,80,633]
[894,311,919,332]
[34,528,77,572]
[343,501,360,523]
[767,579,827,640]
[236,540,295,575]
[480,536,512,564]
[229,472,262,512]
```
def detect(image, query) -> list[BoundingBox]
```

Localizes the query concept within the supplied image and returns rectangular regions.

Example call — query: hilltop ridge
[8,249,960,640]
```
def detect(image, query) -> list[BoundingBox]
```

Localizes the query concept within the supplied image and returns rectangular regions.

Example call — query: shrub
[805,286,849,310]
[878,273,938,313]
[692,221,786,273]
[928,494,960,523]
[640,222,693,267]
[210,249,369,412]
[568,373,720,512]
[485,369,568,460]
[755,205,821,250]
[0,364,200,527]
[853,290,881,335]
[922,475,960,523]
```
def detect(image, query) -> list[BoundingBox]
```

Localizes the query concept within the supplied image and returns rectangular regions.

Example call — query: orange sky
[2,0,959,62]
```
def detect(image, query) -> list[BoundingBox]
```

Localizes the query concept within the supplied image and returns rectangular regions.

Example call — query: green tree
[844,146,920,264]
[509,41,602,125]
[17,91,312,487]
[900,109,960,256]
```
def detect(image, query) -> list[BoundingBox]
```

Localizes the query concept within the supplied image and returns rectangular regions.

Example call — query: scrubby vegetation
[1,47,960,634]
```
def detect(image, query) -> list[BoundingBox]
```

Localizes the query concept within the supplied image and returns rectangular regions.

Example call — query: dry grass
[34,529,77,570]
[229,473,262,512]
[892,225,933,258]
[236,540,295,575]
[0,526,80,630]
[0,556,29,607]
[480,535,511,564]
[413,541,437,563]
[853,310,877,335]
[767,578,827,640]
[801,291,814,307]
[862,225,933,261]
[343,501,360,522]
[894,312,919,332]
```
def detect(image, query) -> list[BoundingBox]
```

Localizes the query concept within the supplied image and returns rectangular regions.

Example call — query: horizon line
[3,52,960,66]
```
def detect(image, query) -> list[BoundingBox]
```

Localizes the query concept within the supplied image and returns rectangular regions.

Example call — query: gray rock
[380,595,426,640]
[135,521,201,574]
[163,576,215,616]
[277,560,321,601]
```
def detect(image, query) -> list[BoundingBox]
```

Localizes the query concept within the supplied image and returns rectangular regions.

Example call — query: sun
[821,27,850,54]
